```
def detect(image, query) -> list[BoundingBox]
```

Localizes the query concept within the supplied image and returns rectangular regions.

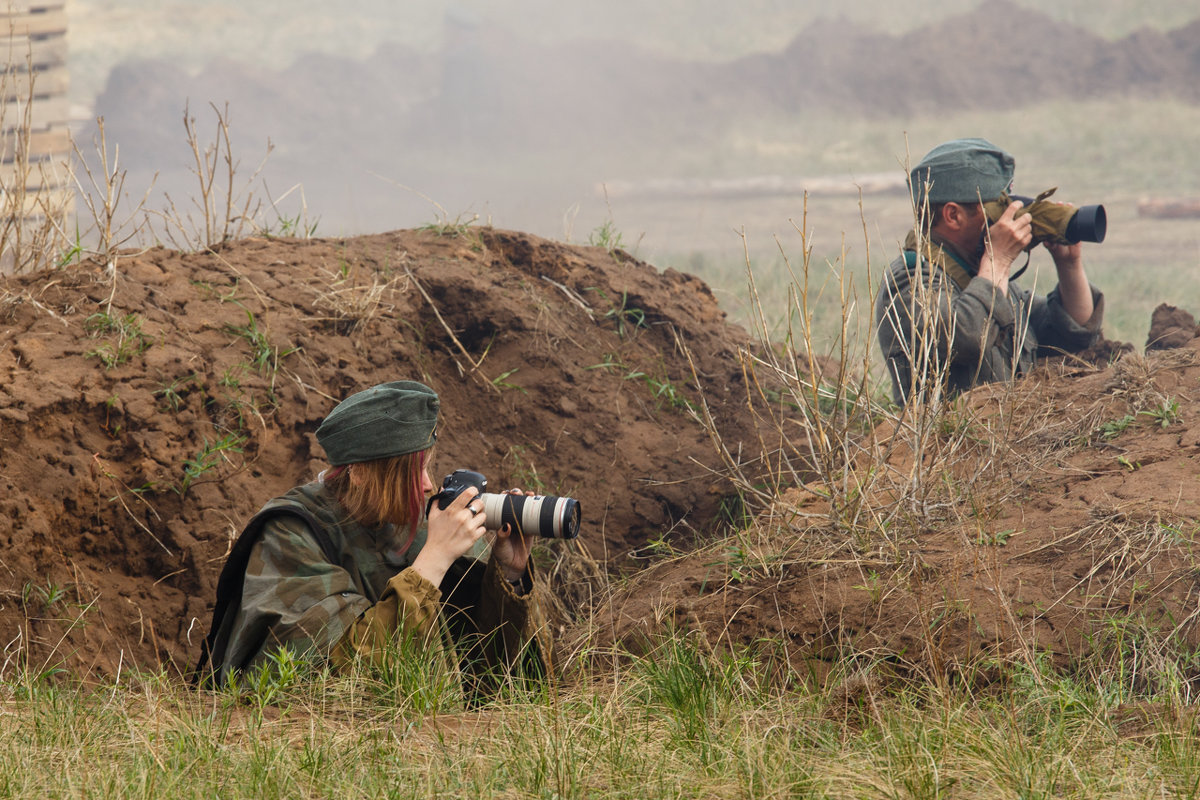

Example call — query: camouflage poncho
[198,481,549,689]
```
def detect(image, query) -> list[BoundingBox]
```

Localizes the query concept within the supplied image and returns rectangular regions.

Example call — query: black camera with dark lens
[429,469,581,540]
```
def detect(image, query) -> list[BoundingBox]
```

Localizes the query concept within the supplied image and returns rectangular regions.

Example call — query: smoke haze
[65,0,1200,284]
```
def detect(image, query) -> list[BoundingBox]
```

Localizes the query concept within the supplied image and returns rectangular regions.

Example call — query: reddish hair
[328,449,430,549]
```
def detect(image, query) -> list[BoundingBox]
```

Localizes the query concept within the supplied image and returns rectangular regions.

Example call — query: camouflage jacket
[197,481,550,690]
[874,230,1104,406]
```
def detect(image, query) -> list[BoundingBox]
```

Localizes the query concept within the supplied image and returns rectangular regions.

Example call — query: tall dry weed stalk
[68,117,156,310]
[682,195,894,546]
[687,170,1046,555]
[155,101,273,251]
[0,48,70,274]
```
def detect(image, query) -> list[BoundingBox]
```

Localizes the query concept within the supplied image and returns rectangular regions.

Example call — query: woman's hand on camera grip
[412,486,486,587]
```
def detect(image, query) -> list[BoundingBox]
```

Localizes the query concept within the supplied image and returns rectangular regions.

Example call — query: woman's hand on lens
[493,488,534,582]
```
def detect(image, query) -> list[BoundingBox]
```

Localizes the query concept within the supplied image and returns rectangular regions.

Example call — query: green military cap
[910,138,1015,207]
[316,381,439,465]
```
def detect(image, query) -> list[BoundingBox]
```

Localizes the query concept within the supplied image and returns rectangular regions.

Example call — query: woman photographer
[196,380,548,694]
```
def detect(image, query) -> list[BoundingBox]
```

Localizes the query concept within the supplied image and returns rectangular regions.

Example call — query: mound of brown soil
[592,329,1200,683]
[1147,303,1199,350]
[0,228,778,677]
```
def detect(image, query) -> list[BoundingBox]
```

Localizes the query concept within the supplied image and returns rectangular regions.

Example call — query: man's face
[934,201,990,259]
[962,203,989,260]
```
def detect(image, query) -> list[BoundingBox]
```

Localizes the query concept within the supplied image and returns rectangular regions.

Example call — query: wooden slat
[0,7,66,38]
[0,95,67,128]
[0,65,67,101]
[0,156,69,187]
[0,185,72,215]
[0,3,65,15]
[0,126,69,161]
[0,36,67,69]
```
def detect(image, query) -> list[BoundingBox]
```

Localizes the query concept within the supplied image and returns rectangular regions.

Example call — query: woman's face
[420,465,434,497]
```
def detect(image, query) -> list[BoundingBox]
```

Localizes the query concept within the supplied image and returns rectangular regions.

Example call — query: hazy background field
[65,0,1200,349]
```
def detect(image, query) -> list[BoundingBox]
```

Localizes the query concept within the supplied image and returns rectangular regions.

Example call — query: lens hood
[1065,204,1106,244]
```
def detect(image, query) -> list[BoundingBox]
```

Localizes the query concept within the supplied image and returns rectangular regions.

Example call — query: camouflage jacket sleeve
[466,554,553,684]
[229,514,373,672]
[331,553,552,690]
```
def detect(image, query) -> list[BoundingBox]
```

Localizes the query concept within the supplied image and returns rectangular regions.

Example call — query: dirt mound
[591,327,1200,683]
[739,2,1200,116]
[9,228,1200,685]
[0,229,780,677]
[1147,303,1199,350]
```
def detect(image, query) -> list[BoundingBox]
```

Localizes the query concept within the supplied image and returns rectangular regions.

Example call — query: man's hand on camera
[979,200,1033,291]
[1045,240,1083,272]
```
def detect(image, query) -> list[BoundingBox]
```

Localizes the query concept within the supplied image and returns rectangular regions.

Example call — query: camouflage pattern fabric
[979,188,1084,248]
[207,481,549,690]
[874,230,1104,407]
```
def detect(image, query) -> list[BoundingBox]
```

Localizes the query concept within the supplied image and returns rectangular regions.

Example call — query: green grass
[3,632,1199,799]
[177,433,249,495]
[84,311,155,369]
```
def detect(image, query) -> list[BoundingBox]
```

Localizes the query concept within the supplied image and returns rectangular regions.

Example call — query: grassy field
[2,639,1198,798]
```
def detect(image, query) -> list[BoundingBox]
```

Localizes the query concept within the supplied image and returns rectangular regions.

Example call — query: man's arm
[1045,241,1095,326]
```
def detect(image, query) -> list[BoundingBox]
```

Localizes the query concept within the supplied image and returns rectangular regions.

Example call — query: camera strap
[1009,251,1031,283]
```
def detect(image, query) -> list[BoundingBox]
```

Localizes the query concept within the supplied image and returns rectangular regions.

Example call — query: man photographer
[874,137,1105,406]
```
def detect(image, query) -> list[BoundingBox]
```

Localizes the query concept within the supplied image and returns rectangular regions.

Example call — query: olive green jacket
[197,481,549,691]
[874,231,1104,406]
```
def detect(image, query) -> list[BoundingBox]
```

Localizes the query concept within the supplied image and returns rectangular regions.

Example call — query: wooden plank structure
[0,2,71,271]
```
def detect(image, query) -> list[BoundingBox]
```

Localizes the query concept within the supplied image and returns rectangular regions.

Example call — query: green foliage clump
[84,311,154,369]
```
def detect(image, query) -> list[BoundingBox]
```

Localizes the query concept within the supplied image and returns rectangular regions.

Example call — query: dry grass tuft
[309,260,408,336]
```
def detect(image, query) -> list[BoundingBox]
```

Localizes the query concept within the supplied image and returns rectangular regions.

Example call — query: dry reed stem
[154,101,272,252]
[67,116,157,311]
[0,47,70,274]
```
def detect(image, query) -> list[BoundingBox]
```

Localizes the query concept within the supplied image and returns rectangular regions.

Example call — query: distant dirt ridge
[93,2,1200,172]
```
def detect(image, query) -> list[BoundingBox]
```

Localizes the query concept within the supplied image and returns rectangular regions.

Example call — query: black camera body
[430,469,581,540]
[435,468,488,511]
